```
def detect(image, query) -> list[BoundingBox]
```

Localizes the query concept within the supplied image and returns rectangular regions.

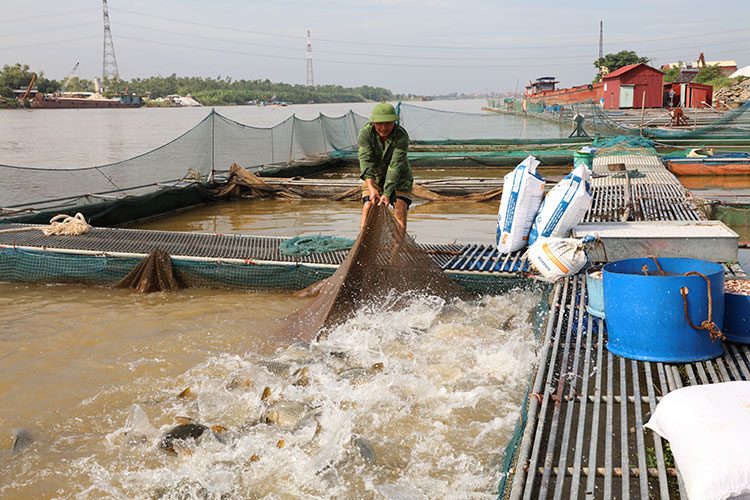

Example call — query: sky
[2,0,749,95]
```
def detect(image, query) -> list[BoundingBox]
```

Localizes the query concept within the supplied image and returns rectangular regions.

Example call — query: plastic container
[603,257,724,362]
[586,265,605,318]
[573,150,594,169]
[723,291,750,344]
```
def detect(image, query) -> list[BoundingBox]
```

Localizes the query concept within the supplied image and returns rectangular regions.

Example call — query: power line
[0,35,100,51]
[0,8,92,24]
[0,22,100,39]
[111,20,750,63]
[109,7,750,52]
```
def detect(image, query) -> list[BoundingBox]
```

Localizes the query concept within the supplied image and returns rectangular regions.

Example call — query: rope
[679,271,725,342]
[42,213,91,236]
[642,255,666,276]
[0,213,91,236]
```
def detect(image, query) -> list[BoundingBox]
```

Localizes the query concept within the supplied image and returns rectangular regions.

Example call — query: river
[0,100,555,500]
[1,100,747,499]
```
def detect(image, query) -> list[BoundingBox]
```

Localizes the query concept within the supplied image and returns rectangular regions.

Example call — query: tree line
[0,63,406,105]
[593,50,742,89]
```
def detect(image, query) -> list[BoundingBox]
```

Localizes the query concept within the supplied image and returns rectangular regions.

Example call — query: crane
[59,62,80,95]
[21,73,37,100]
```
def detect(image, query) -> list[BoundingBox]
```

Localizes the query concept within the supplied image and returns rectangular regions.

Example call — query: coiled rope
[644,255,724,342]
[680,272,725,342]
[0,213,91,236]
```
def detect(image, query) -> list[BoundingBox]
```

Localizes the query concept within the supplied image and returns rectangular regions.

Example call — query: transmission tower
[306,30,314,87]
[102,0,120,81]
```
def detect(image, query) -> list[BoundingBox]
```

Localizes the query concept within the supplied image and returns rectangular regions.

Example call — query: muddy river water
[0,198,545,499]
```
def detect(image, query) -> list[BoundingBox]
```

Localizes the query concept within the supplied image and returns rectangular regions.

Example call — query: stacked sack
[496,157,595,281]
[495,155,546,253]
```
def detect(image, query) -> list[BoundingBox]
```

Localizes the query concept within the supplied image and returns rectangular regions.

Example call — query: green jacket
[358,123,413,202]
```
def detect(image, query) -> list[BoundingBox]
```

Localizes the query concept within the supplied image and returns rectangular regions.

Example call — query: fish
[261,386,272,403]
[260,360,295,377]
[160,423,208,453]
[293,366,310,387]
[501,314,518,331]
[263,401,314,430]
[351,435,376,465]
[177,387,193,399]
[337,362,384,387]
[10,428,33,455]
[160,423,227,453]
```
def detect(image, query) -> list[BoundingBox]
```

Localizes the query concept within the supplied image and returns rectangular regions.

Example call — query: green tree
[694,64,724,84]
[593,50,650,82]
[0,63,35,97]
[662,63,682,83]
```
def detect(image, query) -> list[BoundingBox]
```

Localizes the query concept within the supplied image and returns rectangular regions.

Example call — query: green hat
[370,102,399,123]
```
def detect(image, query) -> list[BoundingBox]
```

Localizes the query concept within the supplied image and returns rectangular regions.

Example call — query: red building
[664,81,713,108]
[602,63,665,109]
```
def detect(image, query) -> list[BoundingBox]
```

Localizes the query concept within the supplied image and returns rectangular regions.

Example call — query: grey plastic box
[571,221,739,263]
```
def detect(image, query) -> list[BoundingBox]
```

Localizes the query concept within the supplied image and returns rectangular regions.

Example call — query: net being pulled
[284,204,468,342]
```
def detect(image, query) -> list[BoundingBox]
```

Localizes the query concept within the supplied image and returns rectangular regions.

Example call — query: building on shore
[601,63,664,109]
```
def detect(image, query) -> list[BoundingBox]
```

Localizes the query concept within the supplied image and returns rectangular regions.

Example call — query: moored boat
[664,152,750,175]
[30,92,144,109]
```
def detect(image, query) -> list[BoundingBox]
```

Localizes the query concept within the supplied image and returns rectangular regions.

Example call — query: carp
[262,401,316,430]
[351,435,376,465]
[337,362,384,387]
[10,428,33,455]
[160,422,227,454]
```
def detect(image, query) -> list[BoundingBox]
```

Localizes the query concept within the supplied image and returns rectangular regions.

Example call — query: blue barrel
[586,266,605,319]
[723,292,750,344]
[603,257,724,362]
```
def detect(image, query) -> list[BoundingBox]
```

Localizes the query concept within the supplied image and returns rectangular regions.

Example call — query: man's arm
[358,126,387,203]
[382,134,410,203]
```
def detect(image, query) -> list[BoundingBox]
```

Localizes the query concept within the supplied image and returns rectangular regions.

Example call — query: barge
[31,92,144,109]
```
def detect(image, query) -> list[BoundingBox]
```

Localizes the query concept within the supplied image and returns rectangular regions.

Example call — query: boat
[30,92,144,109]
[524,76,605,107]
[664,152,750,175]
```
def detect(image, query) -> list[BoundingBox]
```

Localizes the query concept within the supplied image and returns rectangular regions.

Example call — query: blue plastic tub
[603,257,724,362]
[723,291,750,344]
[586,266,605,319]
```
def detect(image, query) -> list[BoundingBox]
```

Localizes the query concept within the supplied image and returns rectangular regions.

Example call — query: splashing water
[2,289,543,500]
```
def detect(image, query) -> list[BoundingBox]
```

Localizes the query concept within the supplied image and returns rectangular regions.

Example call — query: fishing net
[579,100,750,139]
[0,110,368,214]
[283,204,468,341]
[114,248,184,293]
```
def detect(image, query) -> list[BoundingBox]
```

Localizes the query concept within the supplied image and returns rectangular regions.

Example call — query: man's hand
[368,186,382,204]
[377,193,388,206]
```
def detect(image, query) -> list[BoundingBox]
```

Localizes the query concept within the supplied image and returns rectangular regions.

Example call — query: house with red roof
[601,63,665,109]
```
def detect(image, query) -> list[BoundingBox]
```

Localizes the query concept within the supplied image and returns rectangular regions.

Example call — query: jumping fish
[351,435,376,465]
[337,362,384,387]
[160,423,227,453]
[260,360,295,377]
[10,428,33,455]
[263,401,314,430]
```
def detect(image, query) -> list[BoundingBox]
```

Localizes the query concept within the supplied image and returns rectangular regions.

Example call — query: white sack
[527,237,588,281]
[495,155,546,253]
[528,164,592,246]
[645,381,750,500]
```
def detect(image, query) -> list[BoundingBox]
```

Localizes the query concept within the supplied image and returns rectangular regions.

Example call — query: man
[358,102,413,232]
